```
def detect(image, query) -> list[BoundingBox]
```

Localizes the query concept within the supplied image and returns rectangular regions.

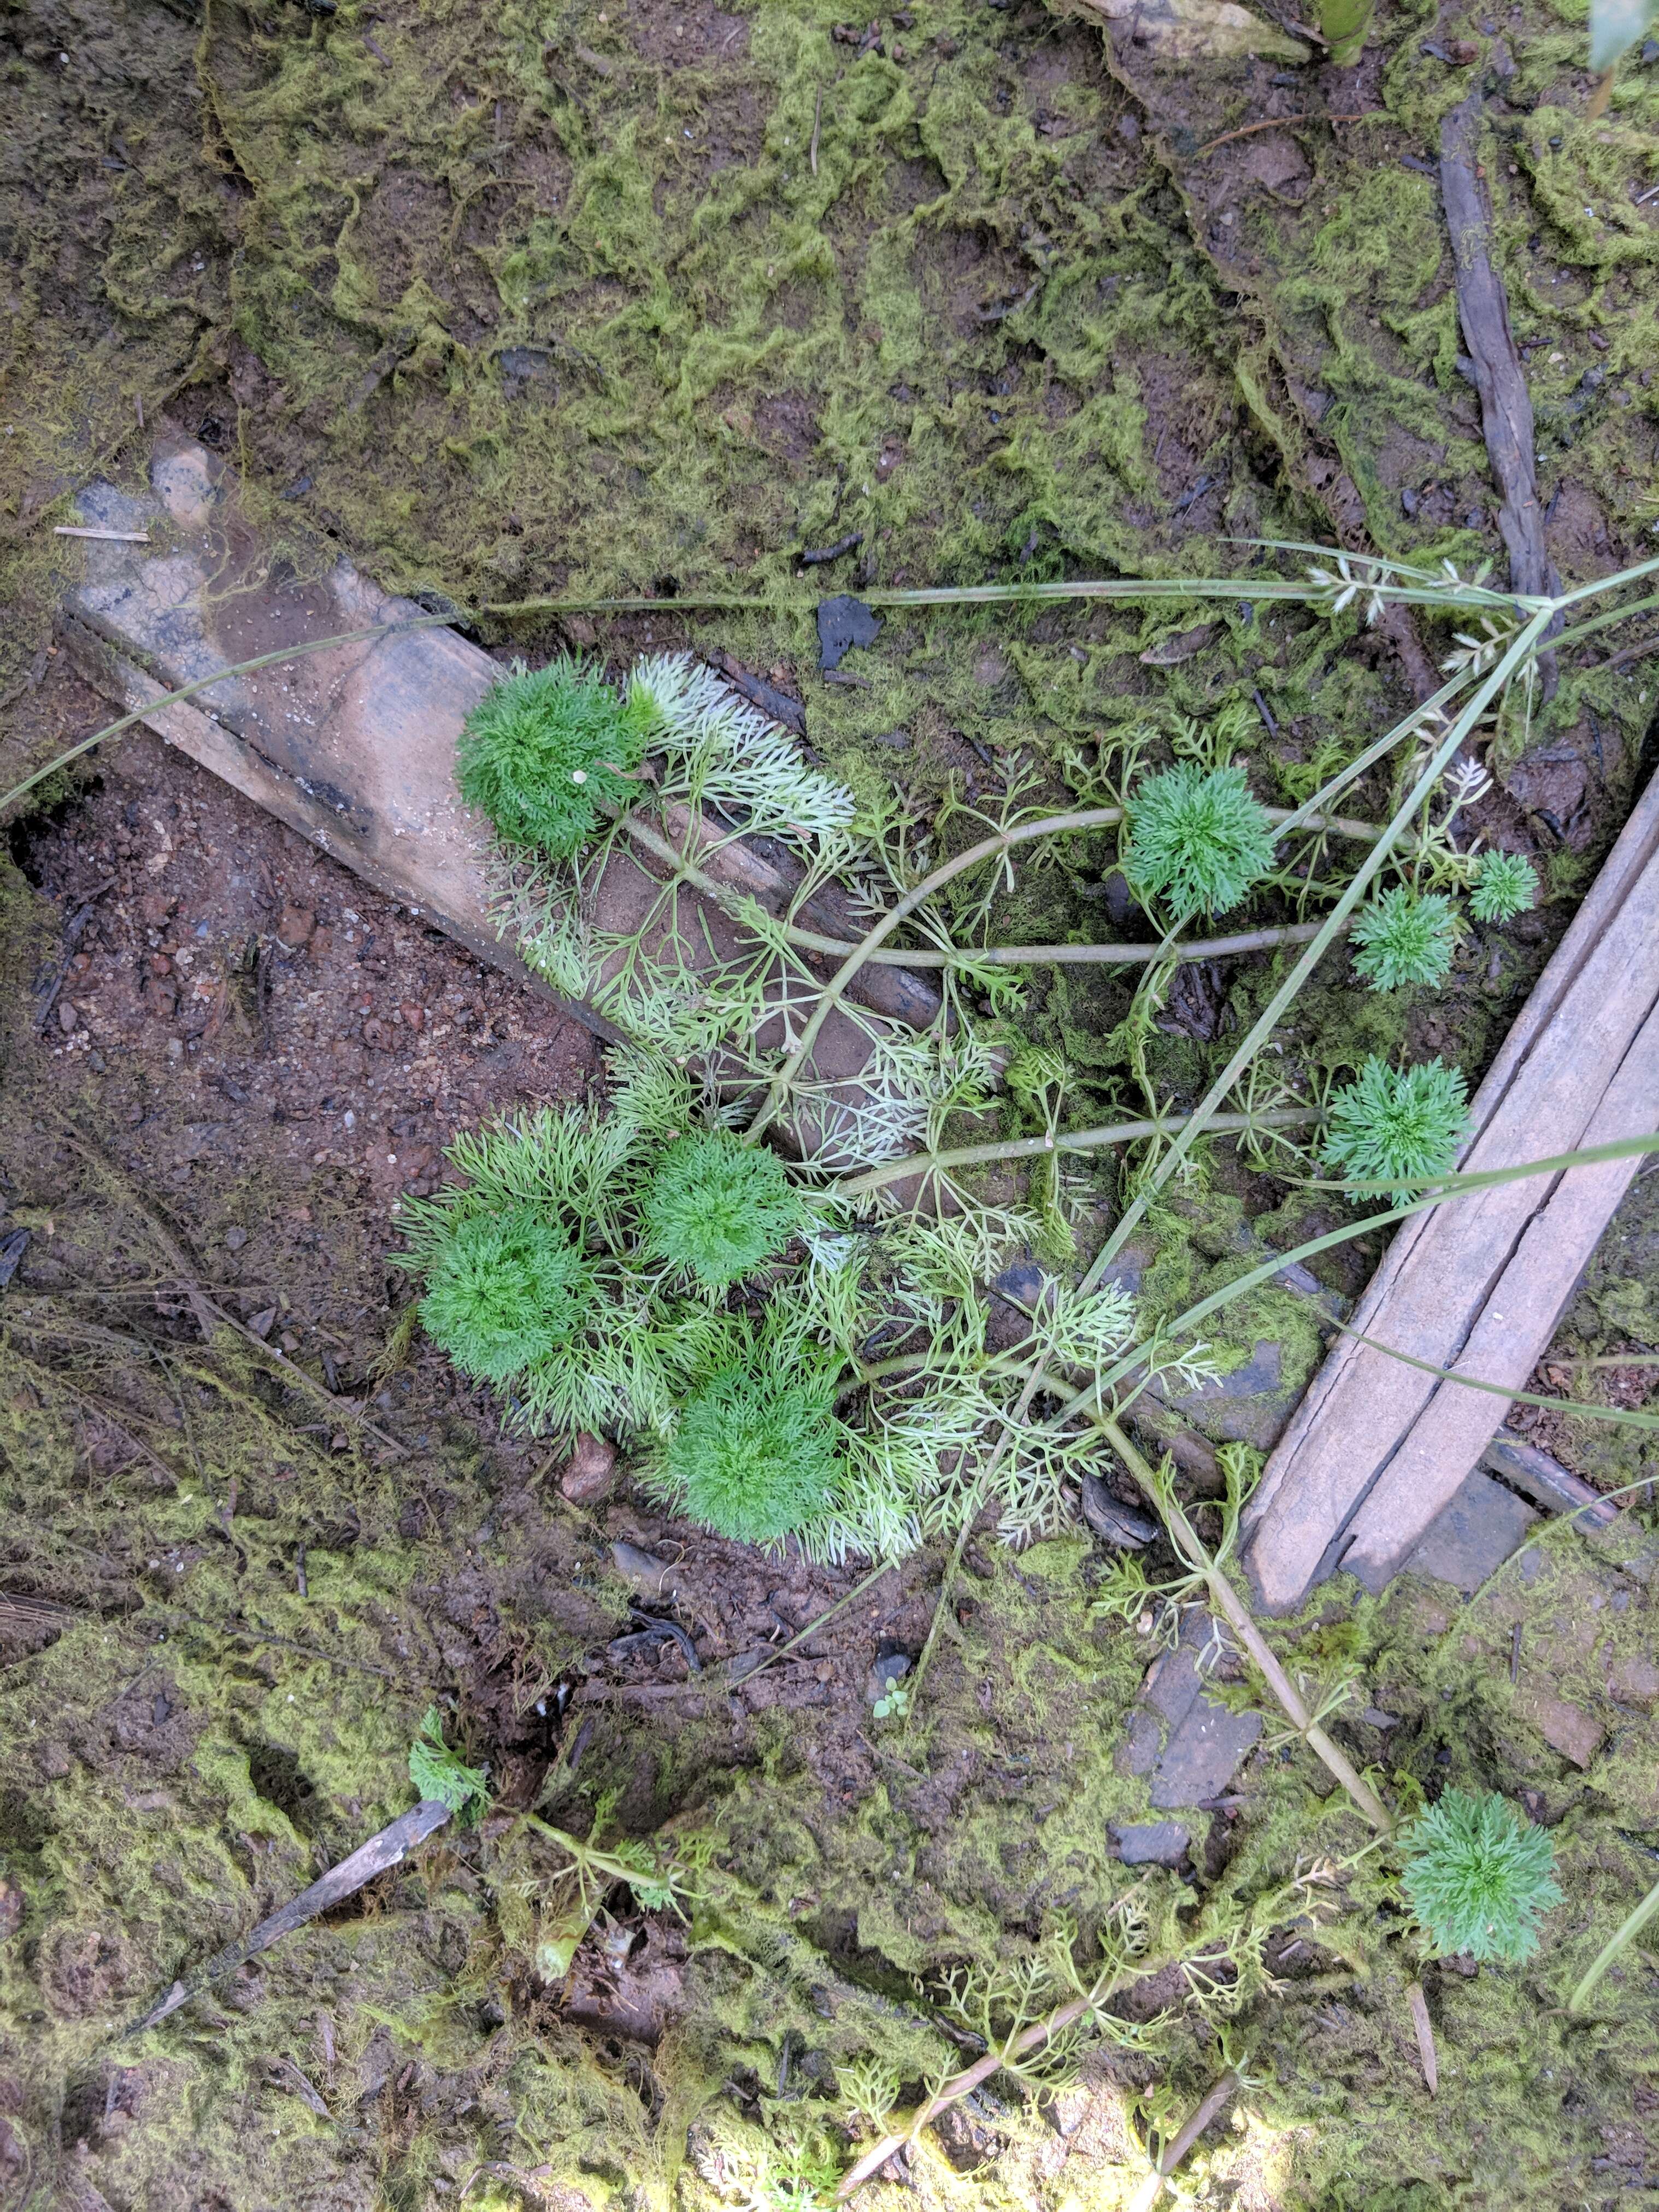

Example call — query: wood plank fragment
[127,1799,453,2034]
[1242,765,1659,1610]
[58,438,936,1142]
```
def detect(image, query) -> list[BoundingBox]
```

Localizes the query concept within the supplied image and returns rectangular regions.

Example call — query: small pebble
[57,1001,78,1033]
[225,1226,248,1251]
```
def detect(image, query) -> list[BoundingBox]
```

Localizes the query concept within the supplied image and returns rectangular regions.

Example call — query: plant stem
[0,615,456,817]
[742,808,1127,1144]
[832,1108,1320,1199]
[1100,1417,1392,1833]
[1318,0,1374,64]
[1127,2070,1243,2212]
[1569,1869,1659,2014]
[836,1957,1131,2196]
[1078,601,1558,1297]
[622,805,1349,970]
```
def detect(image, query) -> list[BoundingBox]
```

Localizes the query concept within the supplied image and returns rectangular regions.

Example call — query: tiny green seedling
[456,656,654,856]
[408,1707,491,1824]
[640,1128,806,1288]
[1469,849,1539,924]
[667,1365,842,1544]
[1350,887,1458,992]
[417,1204,593,1384]
[1122,760,1277,919]
[871,1681,911,1721]
[1322,1057,1470,1193]
[1399,1786,1561,1964]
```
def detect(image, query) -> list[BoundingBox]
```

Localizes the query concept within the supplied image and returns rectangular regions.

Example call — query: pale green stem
[831,1107,1320,1200]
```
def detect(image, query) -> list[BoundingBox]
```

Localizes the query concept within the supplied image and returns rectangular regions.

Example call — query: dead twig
[126,1800,452,2035]
[810,83,822,175]
[34,876,116,1032]
[1198,110,1368,155]
[1408,1983,1439,2093]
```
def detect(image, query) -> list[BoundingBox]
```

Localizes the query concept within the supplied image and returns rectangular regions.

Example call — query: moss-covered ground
[5,0,1659,2199]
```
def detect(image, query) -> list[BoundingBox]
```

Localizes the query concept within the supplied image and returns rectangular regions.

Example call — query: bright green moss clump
[1322,1056,1470,1191]
[1122,762,1277,917]
[668,1368,840,1543]
[1400,1787,1561,1964]
[418,1205,593,1382]
[456,657,651,856]
[641,1130,805,1288]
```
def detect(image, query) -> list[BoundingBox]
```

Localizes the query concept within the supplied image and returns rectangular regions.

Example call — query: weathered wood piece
[1243,764,1659,1609]
[60,438,936,1140]
[127,1798,453,2034]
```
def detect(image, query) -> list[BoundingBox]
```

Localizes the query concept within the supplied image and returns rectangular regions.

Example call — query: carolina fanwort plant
[1349,886,1459,992]
[456,655,656,855]
[1322,1057,1470,1193]
[1399,1787,1562,1964]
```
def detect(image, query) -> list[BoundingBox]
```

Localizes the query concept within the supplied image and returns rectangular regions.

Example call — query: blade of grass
[831,1108,1320,1199]
[1326,1322,1659,1435]
[1568,1871,1659,2014]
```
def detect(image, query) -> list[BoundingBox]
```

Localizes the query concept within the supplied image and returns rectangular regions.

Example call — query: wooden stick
[126,1800,452,2034]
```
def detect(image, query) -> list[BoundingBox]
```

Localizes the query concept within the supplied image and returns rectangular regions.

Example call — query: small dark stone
[1080,1474,1158,1550]
[816,595,881,672]
[1112,1820,1190,1868]
[1401,487,1420,517]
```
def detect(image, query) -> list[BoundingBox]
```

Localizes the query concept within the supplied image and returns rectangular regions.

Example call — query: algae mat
[5,0,1659,2203]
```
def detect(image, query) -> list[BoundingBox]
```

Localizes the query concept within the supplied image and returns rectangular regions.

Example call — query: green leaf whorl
[456,657,649,856]
[641,1130,804,1287]
[419,1205,593,1383]
[668,1367,841,1543]
[1122,762,1276,918]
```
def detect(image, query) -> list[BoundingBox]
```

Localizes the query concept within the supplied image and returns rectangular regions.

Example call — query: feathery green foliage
[1399,1787,1561,1963]
[408,1708,491,1823]
[1350,887,1457,991]
[1322,1057,1470,1191]
[666,1366,842,1544]
[456,657,652,855]
[1122,761,1276,917]
[641,1129,805,1287]
[417,1205,593,1384]
[1469,849,1540,923]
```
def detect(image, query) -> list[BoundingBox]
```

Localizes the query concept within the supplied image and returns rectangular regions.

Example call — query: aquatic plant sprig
[1399,1788,1561,1964]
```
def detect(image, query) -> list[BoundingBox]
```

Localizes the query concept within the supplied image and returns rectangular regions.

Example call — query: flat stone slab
[1392,1468,1539,1597]
[1111,1820,1190,1868]
[1123,1612,1261,1810]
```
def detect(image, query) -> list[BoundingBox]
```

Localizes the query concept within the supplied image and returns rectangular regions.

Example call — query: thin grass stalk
[1568,1872,1659,2014]
[484,573,1524,619]
[1066,1131,1659,1421]
[1101,1419,1392,1832]
[832,1108,1320,1199]
[0,616,456,817]
[1328,1322,1659,1434]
